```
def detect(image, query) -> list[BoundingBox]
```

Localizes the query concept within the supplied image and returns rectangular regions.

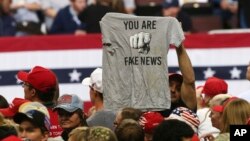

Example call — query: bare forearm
[176,44,197,110]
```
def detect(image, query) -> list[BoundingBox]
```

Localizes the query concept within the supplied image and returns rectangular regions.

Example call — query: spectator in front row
[50,0,87,35]
[54,94,87,141]
[0,0,16,36]
[41,0,69,30]
[78,0,115,33]
[10,0,43,36]
[161,0,193,33]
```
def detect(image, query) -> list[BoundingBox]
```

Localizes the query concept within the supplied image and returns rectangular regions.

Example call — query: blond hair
[69,127,89,141]
[209,94,232,107]
[221,98,250,133]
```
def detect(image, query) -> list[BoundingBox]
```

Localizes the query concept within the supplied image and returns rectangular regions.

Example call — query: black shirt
[78,4,115,33]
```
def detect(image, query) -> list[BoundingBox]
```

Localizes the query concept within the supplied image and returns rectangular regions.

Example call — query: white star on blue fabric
[203,67,216,79]
[69,69,82,82]
[229,67,242,79]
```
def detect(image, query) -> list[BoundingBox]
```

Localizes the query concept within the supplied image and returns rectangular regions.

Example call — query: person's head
[139,112,164,141]
[69,126,118,141]
[82,68,103,104]
[168,107,200,133]
[115,119,144,141]
[202,77,228,106]
[168,73,183,104]
[0,95,9,108]
[220,98,250,133]
[114,107,142,129]
[54,94,87,130]
[153,119,194,141]
[246,62,250,80]
[0,98,30,118]
[17,66,57,103]
[209,94,232,129]
[168,73,183,103]
[162,0,180,17]
[70,0,86,13]
[13,102,50,141]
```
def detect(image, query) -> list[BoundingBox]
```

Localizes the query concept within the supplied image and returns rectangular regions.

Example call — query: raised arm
[176,43,197,111]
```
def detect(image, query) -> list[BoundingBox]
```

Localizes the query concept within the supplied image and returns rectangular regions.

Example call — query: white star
[203,67,216,79]
[15,75,22,84]
[230,67,242,79]
[176,70,182,75]
[69,69,82,82]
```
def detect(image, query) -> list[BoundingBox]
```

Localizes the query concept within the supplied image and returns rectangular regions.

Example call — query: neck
[94,100,104,111]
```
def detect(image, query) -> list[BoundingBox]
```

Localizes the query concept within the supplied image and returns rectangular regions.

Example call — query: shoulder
[58,6,70,15]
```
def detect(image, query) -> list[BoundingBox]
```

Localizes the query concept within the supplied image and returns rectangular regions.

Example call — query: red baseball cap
[202,77,228,97]
[17,66,57,93]
[0,98,29,117]
[139,111,164,134]
[1,135,22,141]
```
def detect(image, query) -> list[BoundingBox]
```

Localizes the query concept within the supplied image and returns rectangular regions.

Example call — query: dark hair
[0,95,9,108]
[153,119,194,141]
[115,119,144,141]
[75,109,88,126]
[28,86,55,102]
[121,107,142,121]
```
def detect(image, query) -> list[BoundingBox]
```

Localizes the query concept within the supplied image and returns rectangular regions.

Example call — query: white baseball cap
[82,68,103,93]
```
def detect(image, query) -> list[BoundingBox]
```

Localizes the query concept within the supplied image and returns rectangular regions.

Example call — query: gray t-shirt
[87,109,116,130]
[100,13,184,111]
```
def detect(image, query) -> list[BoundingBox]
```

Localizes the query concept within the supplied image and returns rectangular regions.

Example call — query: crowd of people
[0,0,250,36]
[0,56,249,141]
[0,0,250,141]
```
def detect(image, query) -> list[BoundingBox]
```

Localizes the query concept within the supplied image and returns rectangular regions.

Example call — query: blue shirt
[50,6,86,34]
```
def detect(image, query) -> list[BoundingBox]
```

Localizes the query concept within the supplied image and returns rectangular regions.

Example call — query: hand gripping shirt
[100,13,185,111]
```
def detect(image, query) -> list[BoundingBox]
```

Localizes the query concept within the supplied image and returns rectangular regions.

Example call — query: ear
[30,88,37,97]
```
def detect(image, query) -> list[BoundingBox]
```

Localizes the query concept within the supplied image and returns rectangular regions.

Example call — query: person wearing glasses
[17,66,62,137]
[54,94,87,141]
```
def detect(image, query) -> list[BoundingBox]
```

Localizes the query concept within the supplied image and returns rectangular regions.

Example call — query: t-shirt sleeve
[168,17,185,48]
